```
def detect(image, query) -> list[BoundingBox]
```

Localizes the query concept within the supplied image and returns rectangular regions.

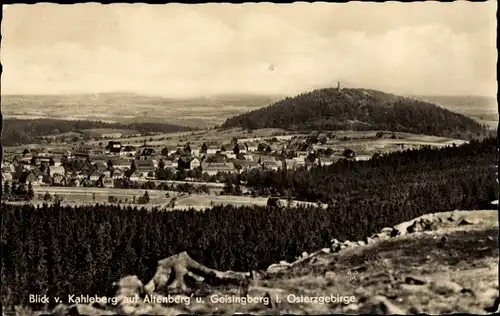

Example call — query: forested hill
[222,88,489,139]
[1,119,193,146]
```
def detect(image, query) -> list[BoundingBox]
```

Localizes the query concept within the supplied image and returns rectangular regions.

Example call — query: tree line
[226,137,498,203]
[2,119,193,146]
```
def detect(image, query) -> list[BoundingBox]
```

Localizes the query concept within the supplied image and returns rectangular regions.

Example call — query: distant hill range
[222,88,492,139]
[1,93,283,128]
[410,95,498,128]
[0,118,194,146]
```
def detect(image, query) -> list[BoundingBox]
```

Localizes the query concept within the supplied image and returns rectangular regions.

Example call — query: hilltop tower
[337,81,340,91]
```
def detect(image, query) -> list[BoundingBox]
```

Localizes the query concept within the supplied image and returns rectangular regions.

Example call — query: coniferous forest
[1,118,193,146]
[1,137,498,309]
[239,137,498,203]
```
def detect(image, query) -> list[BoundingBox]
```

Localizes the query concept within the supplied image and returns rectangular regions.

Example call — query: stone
[343,303,360,313]
[66,304,111,316]
[460,288,475,296]
[266,263,287,274]
[404,276,427,285]
[381,227,393,235]
[458,219,476,226]
[400,284,432,295]
[134,304,153,315]
[90,300,107,310]
[325,271,336,281]
[301,251,309,258]
[115,275,144,292]
[390,227,402,237]
[364,237,376,244]
[376,233,390,240]
[331,238,341,244]
[331,238,342,251]
[485,296,500,313]
[52,304,70,315]
[357,240,366,246]
[481,288,499,312]
[344,240,359,248]
[119,304,137,315]
[150,306,185,316]
[320,247,331,253]
[428,279,463,295]
[407,305,424,314]
[363,295,406,314]
[406,222,417,234]
[145,251,250,294]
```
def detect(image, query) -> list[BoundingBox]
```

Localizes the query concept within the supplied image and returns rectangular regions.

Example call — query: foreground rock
[145,251,251,294]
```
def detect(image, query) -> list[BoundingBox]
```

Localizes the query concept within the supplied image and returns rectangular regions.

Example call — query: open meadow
[52,128,471,157]
[26,186,322,211]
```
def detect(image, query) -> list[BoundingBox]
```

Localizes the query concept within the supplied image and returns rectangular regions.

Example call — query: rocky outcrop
[144,251,251,295]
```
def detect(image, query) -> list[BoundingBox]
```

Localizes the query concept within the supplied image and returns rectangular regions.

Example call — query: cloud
[1,2,496,97]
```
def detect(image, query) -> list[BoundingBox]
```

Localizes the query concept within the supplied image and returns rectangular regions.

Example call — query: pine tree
[3,181,11,197]
[201,143,208,153]
[27,182,35,201]
[234,184,243,196]
[161,146,169,157]
[11,183,17,198]
[44,192,52,202]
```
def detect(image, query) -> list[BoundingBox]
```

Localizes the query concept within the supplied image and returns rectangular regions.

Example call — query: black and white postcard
[1,2,498,315]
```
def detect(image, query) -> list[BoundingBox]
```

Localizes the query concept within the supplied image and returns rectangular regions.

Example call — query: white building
[102,133,123,139]
[191,149,201,157]
[355,155,372,161]
[190,158,201,170]
[201,162,236,176]
[49,166,66,176]
[207,146,219,155]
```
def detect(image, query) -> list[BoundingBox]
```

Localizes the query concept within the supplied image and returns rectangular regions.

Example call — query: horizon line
[0,90,496,99]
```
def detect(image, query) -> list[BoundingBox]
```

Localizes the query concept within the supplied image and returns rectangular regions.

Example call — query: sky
[1,2,497,97]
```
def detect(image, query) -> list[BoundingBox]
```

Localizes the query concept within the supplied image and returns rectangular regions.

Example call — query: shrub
[43,192,52,202]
